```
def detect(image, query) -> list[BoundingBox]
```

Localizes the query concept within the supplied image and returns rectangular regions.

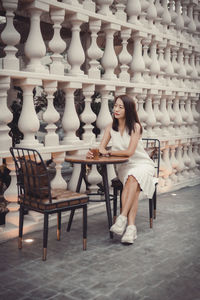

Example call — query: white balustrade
[182,143,191,178]
[0,77,13,151]
[152,94,163,135]
[173,95,183,136]
[149,38,160,85]
[145,92,156,137]
[118,29,132,82]
[142,38,152,84]
[1,0,20,70]
[175,143,185,182]
[61,84,82,145]
[167,95,176,136]
[87,165,102,194]
[158,40,167,84]
[83,0,96,12]
[146,0,157,30]
[174,0,184,35]
[96,88,113,141]
[24,4,49,73]
[101,23,120,80]
[179,96,189,135]
[185,96,194,135]
[14,79,43,148]
[137,93,147,134]
[164,42,174,86]
[130,32,146,83]
[87,19,103,79]
[115,0,127,21]
[80,84,96,143]
[177,45,187,87]
[67,14,88,76]
[161,0,171,33]
[160,93,170,136]
[96,0,114,16]
[43,81,60,146]
[126,0,141,25]
[49,8,66,75]
[51,152,67,189]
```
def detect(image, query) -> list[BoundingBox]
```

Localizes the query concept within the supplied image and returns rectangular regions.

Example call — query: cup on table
[90,148,99,159]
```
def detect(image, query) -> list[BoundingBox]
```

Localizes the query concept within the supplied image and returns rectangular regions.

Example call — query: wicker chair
[10,147,88,261]
[111,138,160,228]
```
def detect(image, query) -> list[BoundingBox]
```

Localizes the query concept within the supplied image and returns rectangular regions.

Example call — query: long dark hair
[112,95,143,135]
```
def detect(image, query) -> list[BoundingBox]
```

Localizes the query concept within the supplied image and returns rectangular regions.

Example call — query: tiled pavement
[0,184,200,300]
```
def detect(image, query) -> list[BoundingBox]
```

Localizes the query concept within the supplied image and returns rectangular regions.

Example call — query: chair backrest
[142,138,160,178]
[10,147,52,204]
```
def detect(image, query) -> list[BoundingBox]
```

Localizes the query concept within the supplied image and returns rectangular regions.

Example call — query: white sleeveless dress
[111,128,158,199]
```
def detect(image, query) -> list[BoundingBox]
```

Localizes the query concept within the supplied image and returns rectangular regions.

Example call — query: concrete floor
[0,184,200,300]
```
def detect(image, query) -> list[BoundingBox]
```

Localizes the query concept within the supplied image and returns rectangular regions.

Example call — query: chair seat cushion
[19,189,88,210]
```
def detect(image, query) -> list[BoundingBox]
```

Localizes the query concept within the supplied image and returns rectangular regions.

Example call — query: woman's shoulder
[131,123,141,135]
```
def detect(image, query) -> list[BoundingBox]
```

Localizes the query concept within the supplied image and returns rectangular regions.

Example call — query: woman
[87,95,158,244]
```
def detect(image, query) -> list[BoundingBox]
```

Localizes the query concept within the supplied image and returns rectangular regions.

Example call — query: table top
[65,154,129,165]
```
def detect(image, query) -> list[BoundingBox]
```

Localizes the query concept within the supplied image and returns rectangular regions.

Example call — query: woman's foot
[110,215,127,236]
[121,225,137,244]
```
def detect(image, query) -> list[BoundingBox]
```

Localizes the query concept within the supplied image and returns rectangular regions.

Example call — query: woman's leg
[121,176,140,224]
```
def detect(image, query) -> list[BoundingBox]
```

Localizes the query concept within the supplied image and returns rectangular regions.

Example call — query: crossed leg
[121,175,140,225]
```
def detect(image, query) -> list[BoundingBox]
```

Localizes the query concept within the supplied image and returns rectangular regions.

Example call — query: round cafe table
[65,154,128,238]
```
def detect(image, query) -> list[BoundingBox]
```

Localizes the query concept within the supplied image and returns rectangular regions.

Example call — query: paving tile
[0,184,200,300]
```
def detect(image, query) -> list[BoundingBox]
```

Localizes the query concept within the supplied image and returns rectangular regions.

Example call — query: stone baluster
[83,0,96,12]
[115,0,127,21]
[171,46,180,86]
[101,23,120,80]
[145,91,156,137]
[193,6,200,33]
[182,2,190,28]
[87,165,102,195]
[196,54,200,77]
[164,41,174,87]
[175,142,185,182]
[13,78,43,148]
[140,0,149,27]
[167,95,176,136]
[24,2,49,73]
[161,0,171,33]
[188,141,197,177]
[179,96,188,135]
[155,0,164,19]
[152,94,163,135]
[182,142,191,178]
[184,49,193,78]
[146,0,157,30]
[130,32,146,83]
[158,40,167,85]
[126,0,141,25]
[160,93,171,136]
[170,145,179,184]
[193,141,200,175]
[162,144,173,188]
[118,28,132,82]
[174,0,184,37]
[43,81,60,146]
[190,51,198,88]
[169,0,177,24]
[80,84,96,143]
[68,164,86,193]
[4,156,18,227]
[1,0,20,70]
[191,96,200,134]
[60,83,82,145]
[67,14,88,77]
[187,3,196,34]
[51,152,67,189]
[87,19,103,79]
[149,38,160,85]
[96,0,114,16]
[0,77,13,151]
[142,37,152,84]
[49,8,66,75]
[96,87,113,142]
[137,93,148,135]
[185,95,194,135]
[177,45,186,88]
[173,94,183,136]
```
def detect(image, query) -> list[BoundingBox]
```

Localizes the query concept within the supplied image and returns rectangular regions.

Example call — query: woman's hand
[99,148,110,156]
[86,149,94,158]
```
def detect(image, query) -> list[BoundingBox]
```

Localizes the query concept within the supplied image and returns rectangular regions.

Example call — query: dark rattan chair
[10,147,88,261]
[111,138,160,228]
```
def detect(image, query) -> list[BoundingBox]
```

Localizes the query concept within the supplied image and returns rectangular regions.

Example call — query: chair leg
[83,205,87,251]
[18,205,24,249]
[43,213,49,261]
[113,187,118,223]
[57,212,61,241]
[67,209,75,232]
[153,189,157,219]
[149,198,153,228]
